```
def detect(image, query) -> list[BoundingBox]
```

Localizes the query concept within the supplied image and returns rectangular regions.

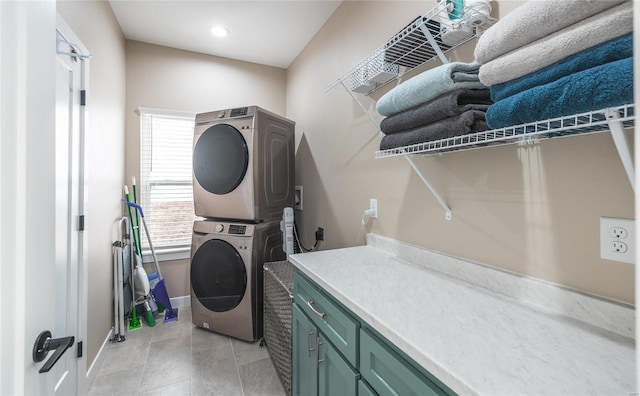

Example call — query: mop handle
[123,187,141,257]
[122,200,162,279]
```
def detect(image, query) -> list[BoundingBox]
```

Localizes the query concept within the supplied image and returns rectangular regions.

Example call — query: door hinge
[78,215,85,231]
[80,90,86,106]
[76,341,83,358]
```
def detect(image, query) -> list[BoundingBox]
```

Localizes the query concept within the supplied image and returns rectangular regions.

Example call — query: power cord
[294,220,320,252]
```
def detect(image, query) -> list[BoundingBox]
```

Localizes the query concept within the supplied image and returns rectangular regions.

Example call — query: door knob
[32,330,75,373]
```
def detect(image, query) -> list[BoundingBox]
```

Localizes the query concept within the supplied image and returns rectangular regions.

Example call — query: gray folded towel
[474,0,628,64]
[478,2,632,87]
[380,110,489,150]
[380,89,491,135]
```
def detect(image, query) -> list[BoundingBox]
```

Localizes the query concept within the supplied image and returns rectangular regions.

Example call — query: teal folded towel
[376,62,486,116]
[490,33,632,102]
[486,57,633,129]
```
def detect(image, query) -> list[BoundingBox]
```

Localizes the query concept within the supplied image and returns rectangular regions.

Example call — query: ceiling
[109,1,343,69]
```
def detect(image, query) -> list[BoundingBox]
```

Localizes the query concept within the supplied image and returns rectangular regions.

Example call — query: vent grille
[228,225,247,235]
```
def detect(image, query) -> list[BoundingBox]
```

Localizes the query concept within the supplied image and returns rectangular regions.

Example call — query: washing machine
[190,219,284,341]
[193,106,295,222]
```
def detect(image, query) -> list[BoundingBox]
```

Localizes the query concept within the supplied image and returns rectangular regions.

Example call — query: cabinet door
[360,330,447,396]
[318,335,358,396]
[294,272,359,366]
[293,304,318,396]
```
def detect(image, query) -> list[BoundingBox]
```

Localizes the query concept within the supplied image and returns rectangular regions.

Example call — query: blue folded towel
[491,33,632,102]
[486,57,633,129]
[376,62,486,116]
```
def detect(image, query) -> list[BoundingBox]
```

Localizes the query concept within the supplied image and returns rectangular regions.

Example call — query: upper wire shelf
[375,104,636,159]
[326,1,494,95]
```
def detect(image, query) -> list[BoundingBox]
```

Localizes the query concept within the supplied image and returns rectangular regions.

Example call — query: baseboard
[170,295,191,309]
[85,328,113,391]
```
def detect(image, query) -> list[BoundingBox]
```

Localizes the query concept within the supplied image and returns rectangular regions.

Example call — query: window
[139,107,197,260]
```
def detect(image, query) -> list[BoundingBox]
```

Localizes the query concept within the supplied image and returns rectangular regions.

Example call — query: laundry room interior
[3,0,637,395]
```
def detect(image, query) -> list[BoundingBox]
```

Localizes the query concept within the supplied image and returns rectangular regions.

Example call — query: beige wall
[286,1,635,304]
[125,41,287,297]
[57,0,126,369]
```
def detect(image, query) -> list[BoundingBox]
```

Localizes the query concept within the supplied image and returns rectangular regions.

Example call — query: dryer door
[191,239,247,312]
[193,123,248,195]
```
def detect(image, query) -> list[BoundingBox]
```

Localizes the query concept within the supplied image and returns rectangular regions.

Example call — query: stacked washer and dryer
[190,106,295,342]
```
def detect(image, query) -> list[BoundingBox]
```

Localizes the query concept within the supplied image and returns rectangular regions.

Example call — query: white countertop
[288,235,635,395]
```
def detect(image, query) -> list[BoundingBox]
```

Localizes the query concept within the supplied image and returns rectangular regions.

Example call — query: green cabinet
[293,303,357,396]
[293,272,358,366]
[292,270,456,396]
[360,329,447,396]
[293,304,318,396]
[318,333,358,396]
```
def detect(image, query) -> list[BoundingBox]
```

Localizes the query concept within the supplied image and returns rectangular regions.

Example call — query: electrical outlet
[315,227,324,241]
[610,227,628,239]
[294,186,303,210]
[613,241,628,253]
[369,199,378,219]
[600,217,635,264]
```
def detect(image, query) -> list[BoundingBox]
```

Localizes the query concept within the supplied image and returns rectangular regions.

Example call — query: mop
[132,177,163,314]
[124,200,179,322]
[124,186,156,328]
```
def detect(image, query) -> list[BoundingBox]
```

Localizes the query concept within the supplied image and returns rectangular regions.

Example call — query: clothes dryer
[190,219,284,341]
[193,106,295,222]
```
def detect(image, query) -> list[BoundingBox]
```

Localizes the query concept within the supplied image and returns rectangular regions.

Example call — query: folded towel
[474,0,628,64]
[376,62,486,116]
[485,57,633,129]
[490,33,633,102]
[380,110,489,150]
[381,89,491,134]
[479,2,632,87]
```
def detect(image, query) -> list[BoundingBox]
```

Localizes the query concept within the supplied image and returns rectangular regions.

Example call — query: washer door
[193,124,249,195]
[191,239,247,312]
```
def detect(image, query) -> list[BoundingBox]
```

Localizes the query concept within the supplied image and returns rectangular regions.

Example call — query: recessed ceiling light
[211,26,229,37]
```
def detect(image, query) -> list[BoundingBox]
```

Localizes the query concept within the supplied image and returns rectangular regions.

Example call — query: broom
[124,186,156,328]
[123,201,179,322]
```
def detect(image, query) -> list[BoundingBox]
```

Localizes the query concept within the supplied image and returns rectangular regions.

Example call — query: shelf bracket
[605,109,635,192]
[339,80,453,220]
[402,152,452,220]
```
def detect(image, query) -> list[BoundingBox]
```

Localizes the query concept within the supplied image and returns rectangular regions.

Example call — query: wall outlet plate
[294,186,303,210]
[600,217,635,264]
[369,199,378,219]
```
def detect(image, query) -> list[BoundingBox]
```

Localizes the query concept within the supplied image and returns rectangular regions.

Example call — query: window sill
[142,246,190,263]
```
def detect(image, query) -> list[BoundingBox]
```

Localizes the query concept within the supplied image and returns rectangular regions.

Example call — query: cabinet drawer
[294,271,358,366]
[360,329,447,396]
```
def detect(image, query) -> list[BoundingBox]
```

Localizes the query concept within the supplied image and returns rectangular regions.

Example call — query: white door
[50,25,85,395]
[0,3,86,394]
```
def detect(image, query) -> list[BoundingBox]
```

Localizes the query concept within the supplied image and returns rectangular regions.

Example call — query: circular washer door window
[190,239,247,312]
[193,124,249,195]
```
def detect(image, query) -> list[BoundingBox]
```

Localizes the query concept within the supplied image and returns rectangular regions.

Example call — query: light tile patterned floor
[89,307,285,396]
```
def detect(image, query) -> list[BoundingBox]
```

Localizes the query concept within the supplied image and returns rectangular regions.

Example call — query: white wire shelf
[375,104,635,159]
[326,1,494,95]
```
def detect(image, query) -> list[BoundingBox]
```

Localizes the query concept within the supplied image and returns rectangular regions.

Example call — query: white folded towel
[474,0,628,64]
[478,1,632,87]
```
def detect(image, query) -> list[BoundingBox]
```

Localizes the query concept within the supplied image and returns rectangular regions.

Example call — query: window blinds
[139,108,197,250]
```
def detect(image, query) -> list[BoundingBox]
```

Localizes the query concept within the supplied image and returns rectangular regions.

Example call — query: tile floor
[89,307,285,396]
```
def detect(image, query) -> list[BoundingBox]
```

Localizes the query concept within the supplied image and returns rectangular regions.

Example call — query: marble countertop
[288,235,635,395]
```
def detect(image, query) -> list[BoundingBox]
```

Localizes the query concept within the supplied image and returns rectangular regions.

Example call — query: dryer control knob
[218,111,226,118]
[215,224,224,233]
